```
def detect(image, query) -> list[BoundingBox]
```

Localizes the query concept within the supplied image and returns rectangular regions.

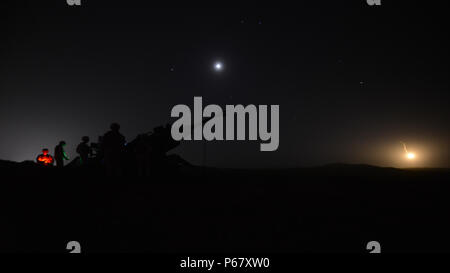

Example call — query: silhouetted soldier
[102,123,126,175]
[90,136,103,160]
[36,148,54,166]
[76,136,91,165]
[54,141,69,167]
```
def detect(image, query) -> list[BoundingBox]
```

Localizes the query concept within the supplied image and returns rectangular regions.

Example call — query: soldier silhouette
[90,136,103,160]
[54,141,69,167]
[102,123,126,176]
[76,136,91,165]
[36,148,54,166]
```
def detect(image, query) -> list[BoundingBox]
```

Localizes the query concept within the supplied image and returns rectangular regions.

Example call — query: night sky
[1,1,448,168]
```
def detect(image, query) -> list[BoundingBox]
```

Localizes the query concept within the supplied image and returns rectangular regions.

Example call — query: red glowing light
[37,154,54,166]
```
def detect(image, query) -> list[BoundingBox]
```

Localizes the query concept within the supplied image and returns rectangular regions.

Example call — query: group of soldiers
[36,123,125,174]
[35,122,185,176]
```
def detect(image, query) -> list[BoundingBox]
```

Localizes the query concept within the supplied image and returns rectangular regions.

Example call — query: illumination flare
[400,141,415,160]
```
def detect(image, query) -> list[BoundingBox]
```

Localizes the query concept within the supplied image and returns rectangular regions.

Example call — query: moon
[214,62,223,71]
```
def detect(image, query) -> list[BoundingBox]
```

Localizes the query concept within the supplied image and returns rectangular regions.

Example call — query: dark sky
[1,1,449,168]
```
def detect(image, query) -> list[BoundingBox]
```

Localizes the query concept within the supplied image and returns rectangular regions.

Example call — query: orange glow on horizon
[406,153,416,160]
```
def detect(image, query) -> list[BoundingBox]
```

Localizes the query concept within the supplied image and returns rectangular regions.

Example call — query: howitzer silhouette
[127,124,179,157]
[121,116,215,174]
[128,116,215,155]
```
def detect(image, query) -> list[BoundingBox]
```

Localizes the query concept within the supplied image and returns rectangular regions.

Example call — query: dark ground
[0,160,448,253]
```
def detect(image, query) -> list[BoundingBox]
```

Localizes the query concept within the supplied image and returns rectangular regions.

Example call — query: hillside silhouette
[1,159,448,253]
